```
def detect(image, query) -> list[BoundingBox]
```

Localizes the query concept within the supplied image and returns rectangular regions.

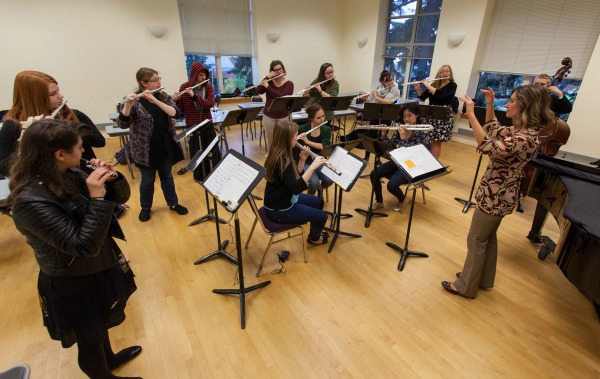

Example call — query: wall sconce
[266,32,281,43]
[447,34,465,47]
[357,37,368,48]
[148,26,168,38]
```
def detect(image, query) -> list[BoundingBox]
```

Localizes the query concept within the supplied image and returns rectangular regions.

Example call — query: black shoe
[108,345,142,371]
[441,281,461,296]
[456,272,461,278]
[139,209,151,222]
[177,167,188,175]
[169,204,188,215]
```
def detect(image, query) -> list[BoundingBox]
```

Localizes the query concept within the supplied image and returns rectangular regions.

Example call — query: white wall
[0,0,186,123]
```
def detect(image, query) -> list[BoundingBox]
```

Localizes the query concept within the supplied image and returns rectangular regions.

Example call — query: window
[184,54,253,95]
[384,0,442,99]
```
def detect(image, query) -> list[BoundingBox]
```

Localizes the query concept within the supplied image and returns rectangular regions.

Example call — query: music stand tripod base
[454,197,476,214]
[385,242,429,271]
[194,239,237,265]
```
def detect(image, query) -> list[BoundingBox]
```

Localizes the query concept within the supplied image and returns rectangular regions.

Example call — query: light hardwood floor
[1,121,599,378]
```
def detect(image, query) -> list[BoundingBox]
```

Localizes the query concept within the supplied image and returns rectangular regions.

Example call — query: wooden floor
[1,122,599,378]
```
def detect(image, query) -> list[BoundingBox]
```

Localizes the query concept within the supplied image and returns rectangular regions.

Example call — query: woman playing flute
[264,119,329,245]
[303,63,339,121]
[0,71,105,177]
[413,64,457,159]
[296,104,334,197]
[370,103,430,212]
[117,67,188,222]
[257,60,294,150]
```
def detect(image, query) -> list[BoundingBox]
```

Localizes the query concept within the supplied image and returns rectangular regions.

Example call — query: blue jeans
[138,160,178,210]
[370,160,409,203]
[265,194,327,241]
[303,161,334,195]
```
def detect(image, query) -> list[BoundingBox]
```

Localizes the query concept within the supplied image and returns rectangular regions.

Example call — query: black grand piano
[525,152,600,310]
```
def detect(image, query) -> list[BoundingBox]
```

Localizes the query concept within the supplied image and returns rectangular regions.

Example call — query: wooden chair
[245,196,306,276]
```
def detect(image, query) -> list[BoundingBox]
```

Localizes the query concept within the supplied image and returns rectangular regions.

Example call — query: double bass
[520,57,572,195]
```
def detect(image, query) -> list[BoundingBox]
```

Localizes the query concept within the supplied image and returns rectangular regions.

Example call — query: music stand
[417,104,452,122]
[203,149,270,329]
[268,96,313,120]
[187,131,236,265]
[357,103,402,162]
[384,144,452,270]
[353,135,395,227]
[317,95,355,140]
[231,107,262,156]
[454,107,511,213]
[321,140,361,228]
[320,144,367,253]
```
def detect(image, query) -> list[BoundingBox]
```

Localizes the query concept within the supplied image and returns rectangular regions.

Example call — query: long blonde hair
[431,65,454,90]
[265,119,299,182]
[510,85,554,130]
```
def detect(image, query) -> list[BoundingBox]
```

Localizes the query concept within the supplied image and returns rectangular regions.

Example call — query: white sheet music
[388,144,443,179]
[203,153,259,210]
[322,147,364,190]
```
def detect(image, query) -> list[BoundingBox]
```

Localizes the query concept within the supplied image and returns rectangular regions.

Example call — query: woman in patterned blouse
[442,84,554,298]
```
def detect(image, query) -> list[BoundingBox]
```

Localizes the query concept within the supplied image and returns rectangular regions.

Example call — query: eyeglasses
[147,77,162,83]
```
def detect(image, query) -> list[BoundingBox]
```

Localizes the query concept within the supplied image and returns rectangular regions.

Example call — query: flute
[81,158,119,178]
[242,73,285,93]
[295,142,342,176]
[297,121,329,138]
[296,76,335,95]
[122,87,165,103]
[354,84,396,99]
[172,79,209,100]
[51,99,68,118]
[356,124,434,131]
[402,77,445,86]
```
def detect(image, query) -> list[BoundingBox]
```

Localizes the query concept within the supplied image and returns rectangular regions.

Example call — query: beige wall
[0,0,186,123]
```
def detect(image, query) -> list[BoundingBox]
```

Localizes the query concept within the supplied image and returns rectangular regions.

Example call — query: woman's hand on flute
[309,156,326,171]
[90,159,117,182]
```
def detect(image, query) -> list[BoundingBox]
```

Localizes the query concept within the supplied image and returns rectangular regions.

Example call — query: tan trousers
[454,208,503,298]
[262,115,287,150]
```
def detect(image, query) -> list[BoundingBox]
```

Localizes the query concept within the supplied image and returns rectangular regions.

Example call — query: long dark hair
[9,120,90,203]
[265,119,298,182]
[402,102,422,124]
[315,63,336,91]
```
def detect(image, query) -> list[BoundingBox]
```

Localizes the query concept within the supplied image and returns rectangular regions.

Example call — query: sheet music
[322,147,363,190]
[174,119,210,142]
[389,144,443,179]
[203,153,259,211]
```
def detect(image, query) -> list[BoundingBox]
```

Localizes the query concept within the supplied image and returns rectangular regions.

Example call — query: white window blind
[178,0,252,56]
[480,0,600,78]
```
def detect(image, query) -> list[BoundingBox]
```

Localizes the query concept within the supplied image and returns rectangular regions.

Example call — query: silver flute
[356,124,434,131]
[295,142,342,176]
[81,158,118,178]
[242,73,285,93]
[173,79,209,100]
[51,99,68,118]
[296,76,335,95]
[297,121,329,138]
[402,77,445,86]
[122,87,165,103]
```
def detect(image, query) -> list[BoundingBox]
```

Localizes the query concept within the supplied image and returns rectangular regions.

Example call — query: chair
[245,196,306,277]
[0,364,30,379]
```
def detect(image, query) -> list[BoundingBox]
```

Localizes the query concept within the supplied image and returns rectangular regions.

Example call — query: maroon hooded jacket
[176,62,215,126]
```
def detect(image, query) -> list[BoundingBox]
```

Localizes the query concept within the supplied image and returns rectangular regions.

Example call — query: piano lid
[532,151,600,183]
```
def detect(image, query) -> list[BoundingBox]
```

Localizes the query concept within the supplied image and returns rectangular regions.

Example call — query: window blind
[178,0,252,56]
[480,0,600,78]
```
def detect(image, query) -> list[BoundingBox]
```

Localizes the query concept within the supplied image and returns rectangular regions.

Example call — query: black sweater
[264,161,308,210]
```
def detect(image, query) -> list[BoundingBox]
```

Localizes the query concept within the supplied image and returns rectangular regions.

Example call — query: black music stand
[317,95,355,140]
[187,131,236,265]
[354,136,395,227]
[417,104,452,122]
[358,103,403,162]
[384,144,451,270]
[321,140,361,228]
[204,149,270,329]
[268,96,312,120]
[232,107,262,156]
[320,144,367,253]
[176,120,228,227]
[454,107,511,213]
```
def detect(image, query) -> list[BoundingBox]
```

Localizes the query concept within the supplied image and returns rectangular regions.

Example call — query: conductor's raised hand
[458,95,475,115]
[480,86,495,104]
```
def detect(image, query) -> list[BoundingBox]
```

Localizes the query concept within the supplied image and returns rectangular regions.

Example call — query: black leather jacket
[12,170,131,277]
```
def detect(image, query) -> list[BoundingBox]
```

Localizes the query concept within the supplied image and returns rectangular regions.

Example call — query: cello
[520,57,572,196]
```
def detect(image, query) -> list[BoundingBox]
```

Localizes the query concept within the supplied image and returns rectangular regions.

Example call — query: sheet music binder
[199,149,265,213]
[174,119,212,142]
[388,144,447,183]
[320,141,366,192]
